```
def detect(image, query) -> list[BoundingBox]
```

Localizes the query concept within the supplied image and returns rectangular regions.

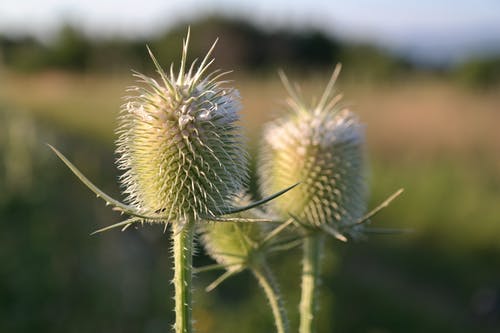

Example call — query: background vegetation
[1,17,499,333]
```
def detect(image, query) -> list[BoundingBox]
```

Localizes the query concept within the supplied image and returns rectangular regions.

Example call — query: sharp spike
[196,38,218,79]
[261,218,294,245]
[146,45,174,92]
[91,217,142,235]
[316,63,342,110]
[278,70,304,110]
[321,224,348,242]
[193,263,227,273]
[347,188,404,228]
[178,27,191,85]
[221,182,300,215]
[205,270,239,292]
[203,216,281,223]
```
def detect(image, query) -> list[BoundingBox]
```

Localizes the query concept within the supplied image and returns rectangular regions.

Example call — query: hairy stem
[252,263,289,333]
[172,220,195,333]
[299,233,325,333]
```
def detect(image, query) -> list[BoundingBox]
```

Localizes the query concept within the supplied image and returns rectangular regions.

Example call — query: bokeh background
[1,1,499,332]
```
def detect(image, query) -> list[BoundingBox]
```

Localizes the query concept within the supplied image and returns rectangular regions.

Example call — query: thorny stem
[172,220,195,333]
[299,233,324,333]
[252,263,289,333]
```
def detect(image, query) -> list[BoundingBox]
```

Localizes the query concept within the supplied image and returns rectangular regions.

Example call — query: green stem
[172,220,195,333]
[252,263,289,333]
[299,233,324,333]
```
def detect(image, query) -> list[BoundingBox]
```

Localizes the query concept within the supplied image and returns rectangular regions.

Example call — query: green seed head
[201,221,264,272]
[116,35,247,224]
[259,67,367,237]
[200,196,268,272]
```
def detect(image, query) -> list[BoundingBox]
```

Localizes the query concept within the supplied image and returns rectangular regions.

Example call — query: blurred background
[1,1,499,332]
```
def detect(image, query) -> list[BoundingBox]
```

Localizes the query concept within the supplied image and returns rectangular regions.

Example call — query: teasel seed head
[201,222,264,272]
[199,196,292,333]
[116,32,247,225]
[259,65,367,239]
[200,196,268,273]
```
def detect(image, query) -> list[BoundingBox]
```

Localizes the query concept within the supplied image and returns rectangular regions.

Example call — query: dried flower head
[116,32,247,224]
[259,65,367,240]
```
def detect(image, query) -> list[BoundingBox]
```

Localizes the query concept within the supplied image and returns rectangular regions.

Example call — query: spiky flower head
[116,33,247,225]
[259,65,367,239]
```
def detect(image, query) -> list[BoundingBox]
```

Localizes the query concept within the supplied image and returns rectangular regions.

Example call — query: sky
[1,0,500,65]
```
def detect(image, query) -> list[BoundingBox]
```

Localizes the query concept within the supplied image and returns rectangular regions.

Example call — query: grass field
[3,70,500,157]
[1,70,499,332]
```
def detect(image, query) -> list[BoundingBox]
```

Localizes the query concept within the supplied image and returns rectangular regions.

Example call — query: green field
[1,70,499,332]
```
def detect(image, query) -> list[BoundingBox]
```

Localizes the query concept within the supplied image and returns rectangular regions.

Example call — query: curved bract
[116,35,247,224]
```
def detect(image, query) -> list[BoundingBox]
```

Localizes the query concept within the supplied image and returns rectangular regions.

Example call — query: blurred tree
[87,39,145,73]
[47,25,90,71]
[340,43,413,82]
[292,31,340,67]
[0,17,403,75]
[0,35,49,72]
[454,57,500,89]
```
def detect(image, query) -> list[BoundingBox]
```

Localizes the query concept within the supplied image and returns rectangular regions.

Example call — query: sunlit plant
[50,31,296,333]
[199,195,301,333]
[50,31,402,333]
[258,65,403,333]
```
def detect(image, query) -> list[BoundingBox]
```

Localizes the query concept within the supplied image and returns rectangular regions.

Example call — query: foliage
[340,43,413,81]
[0,16,409,76]
[454,56,500,89]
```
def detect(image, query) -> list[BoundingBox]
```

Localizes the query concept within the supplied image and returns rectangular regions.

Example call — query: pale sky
[1,0,500,64]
